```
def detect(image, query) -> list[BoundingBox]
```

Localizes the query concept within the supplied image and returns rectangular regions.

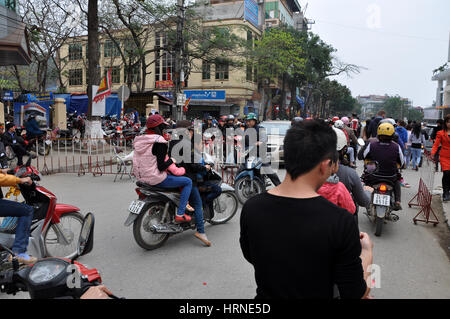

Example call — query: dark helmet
[227,115,235,121]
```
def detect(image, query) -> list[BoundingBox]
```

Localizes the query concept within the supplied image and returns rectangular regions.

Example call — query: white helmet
[333,127,348,151]
[334,120,345,129]
[380,118,396,126]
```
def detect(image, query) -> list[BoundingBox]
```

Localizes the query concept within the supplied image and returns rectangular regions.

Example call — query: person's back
[240,120,372,299]
[364,139,401,176]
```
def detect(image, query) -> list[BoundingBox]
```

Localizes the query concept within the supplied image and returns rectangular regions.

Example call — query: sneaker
[8,253,37,265]
[393,202,402,211]
[194,232,211,247]
[175,214,192,223]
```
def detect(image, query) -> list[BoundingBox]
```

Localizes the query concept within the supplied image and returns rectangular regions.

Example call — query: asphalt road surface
[3,162,450,299]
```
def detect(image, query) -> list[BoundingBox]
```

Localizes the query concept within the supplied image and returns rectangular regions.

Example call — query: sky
[300,0,450,107]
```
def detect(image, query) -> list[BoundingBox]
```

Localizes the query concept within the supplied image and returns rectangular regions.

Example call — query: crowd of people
[1,107,449,299]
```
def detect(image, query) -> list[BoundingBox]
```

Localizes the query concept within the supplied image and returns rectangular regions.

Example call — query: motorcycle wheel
[133,202,169,250]
[209,191,239,225]
[38,140,51,156]
[375,216,383,237]
[44,211,84,259]
[234,176,264,205]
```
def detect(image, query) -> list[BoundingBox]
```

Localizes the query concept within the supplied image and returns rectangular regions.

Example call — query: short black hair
[284,120,337,180]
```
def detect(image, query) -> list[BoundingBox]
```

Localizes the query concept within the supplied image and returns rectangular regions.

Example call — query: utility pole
[87,0,100,121]
[172,0,185,121]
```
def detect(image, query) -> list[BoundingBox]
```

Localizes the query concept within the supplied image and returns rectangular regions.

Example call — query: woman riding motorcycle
[133,115,193,223]
[362,122,404,211]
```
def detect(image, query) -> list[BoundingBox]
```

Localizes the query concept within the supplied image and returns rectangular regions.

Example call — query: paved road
[3,161,450,299]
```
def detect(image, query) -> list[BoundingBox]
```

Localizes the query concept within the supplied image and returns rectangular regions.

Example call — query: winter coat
[133,134,168,185]
[432,130,450,171]
[317,174,356,214]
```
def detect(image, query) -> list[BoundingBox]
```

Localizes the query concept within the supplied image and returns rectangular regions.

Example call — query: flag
[167,67,171,81]
[183,97,192,112]
[93,68,112,103]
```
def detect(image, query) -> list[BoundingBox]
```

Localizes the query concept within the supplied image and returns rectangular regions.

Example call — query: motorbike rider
[133,114,193,223]
[202,116,215,133]
[0,169,35,264]
[169,120,215,246]
[244,113,281,186]
[0,124,8,169]
[334,120,356,168]
[333,127,372,223]
[3,123,35,166]
[24,114,45,140]
[362,122,404,211]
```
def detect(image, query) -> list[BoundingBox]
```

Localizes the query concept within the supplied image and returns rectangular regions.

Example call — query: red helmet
[146,114,168,129]
[219,115,227,123]
[332,116,339,122]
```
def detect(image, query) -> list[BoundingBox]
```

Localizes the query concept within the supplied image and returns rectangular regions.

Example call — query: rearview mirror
[357,138,365,147]
[77,213,95,258]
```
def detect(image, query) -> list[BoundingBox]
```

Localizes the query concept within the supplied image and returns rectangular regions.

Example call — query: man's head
[377,110,386,118]
[284,120,338,189]
[6,122,15,133]
[246,113,257,128]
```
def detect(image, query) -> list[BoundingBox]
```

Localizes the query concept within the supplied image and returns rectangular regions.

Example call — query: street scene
[0,0,450,302]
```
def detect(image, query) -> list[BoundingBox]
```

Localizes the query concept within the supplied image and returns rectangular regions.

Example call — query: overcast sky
[300,0,450,107]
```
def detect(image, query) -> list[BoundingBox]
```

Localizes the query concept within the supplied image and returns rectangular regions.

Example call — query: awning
[0,16,32,66]
[188,102,236,108]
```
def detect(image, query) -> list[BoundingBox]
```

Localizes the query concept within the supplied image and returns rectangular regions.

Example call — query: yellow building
[58,2,264,118]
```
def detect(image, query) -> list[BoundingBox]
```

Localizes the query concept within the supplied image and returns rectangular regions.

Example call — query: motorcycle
[124,155,239,251]
[0,213,120,299]
[234,146,274,205]
[0,157,88,259]
[361,160,400,237]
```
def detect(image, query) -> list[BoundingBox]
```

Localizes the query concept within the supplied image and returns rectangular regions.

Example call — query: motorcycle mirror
[74,213,95,262]
[357,138,365,147]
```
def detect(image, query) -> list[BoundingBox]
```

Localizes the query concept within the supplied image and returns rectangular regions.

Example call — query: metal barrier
[408,150,439,226]
[24,138,238,186]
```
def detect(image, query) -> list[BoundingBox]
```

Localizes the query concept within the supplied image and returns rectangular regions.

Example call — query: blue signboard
[244,0,259,28]
[3,90,14,101]
[26,92,54,103]
[184,90,226,102]
[160,90,226,102]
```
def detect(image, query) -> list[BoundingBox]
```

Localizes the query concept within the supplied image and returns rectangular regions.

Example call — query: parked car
[259,121,291,165]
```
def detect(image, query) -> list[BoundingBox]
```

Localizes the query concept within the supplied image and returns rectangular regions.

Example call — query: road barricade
[408,150,439,226]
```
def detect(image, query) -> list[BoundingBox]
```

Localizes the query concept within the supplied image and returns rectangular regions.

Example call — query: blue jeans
[0,199,34,254]
[202,182,222,203]
[411,148,422,169]
[155,175,192,216]
[404,147,411,168]
[189,187,205,234]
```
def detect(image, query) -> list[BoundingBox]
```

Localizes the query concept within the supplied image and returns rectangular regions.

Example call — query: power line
[315,19,448,43]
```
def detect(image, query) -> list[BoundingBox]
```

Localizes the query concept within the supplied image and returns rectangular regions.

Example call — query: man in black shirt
[240,120,373,299]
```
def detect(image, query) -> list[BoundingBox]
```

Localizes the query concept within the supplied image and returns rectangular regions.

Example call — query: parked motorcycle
[124,157,239,251]
[0,157,88,259]
[0,213,120,299]
[361,161,400,237]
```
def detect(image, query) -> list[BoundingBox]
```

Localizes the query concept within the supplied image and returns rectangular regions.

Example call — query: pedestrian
[240,120,373,299]
[404,124,412,169]
[431,119,444,171]
[432,115,450,201]
[362,119,371,141]
[367,110,386,138]
[408,123,425,171]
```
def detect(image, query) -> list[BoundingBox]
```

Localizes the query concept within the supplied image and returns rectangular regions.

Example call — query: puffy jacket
[133,135,168,185]
[165,155,186,176]
[25,118,44,137]
[318,174,356,214]
[0,173,21,187]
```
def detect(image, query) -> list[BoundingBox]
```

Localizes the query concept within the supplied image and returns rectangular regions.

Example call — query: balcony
[0,0,16,12]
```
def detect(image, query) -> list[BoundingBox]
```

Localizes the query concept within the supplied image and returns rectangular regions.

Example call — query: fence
[408,150,439,226]
[21,138,238,185]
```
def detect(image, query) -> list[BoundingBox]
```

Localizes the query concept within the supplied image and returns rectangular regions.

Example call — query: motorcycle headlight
[28,259,68,285]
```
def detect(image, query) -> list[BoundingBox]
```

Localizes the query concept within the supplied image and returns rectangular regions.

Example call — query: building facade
[432,33,450,117]
[59,0,306,119]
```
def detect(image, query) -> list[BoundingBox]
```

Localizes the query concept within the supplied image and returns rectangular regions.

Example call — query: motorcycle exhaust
[149,224,183,234]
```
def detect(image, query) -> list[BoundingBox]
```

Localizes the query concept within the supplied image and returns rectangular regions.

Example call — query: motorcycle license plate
[128,200,146,215]
[373,194,390,207]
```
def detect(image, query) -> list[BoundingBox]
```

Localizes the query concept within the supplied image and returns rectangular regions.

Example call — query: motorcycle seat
[136,181,180,193]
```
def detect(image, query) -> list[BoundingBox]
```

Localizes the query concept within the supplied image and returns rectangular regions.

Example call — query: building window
[155,33,161,82]
[69,69,83,86]
[215,63,229,80]
[246,63,253,82]
[104,66,121,84]
[161,52,174,81]
[85,68,89,85]
[69,43,83,61]
[104,40,120,58]
[126,64,140,84]
[202,60,211,80]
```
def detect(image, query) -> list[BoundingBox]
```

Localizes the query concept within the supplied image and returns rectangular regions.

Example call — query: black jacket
[169,136,207,186]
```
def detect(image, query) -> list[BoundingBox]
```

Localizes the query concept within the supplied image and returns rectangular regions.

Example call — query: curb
[434,190,450,229]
